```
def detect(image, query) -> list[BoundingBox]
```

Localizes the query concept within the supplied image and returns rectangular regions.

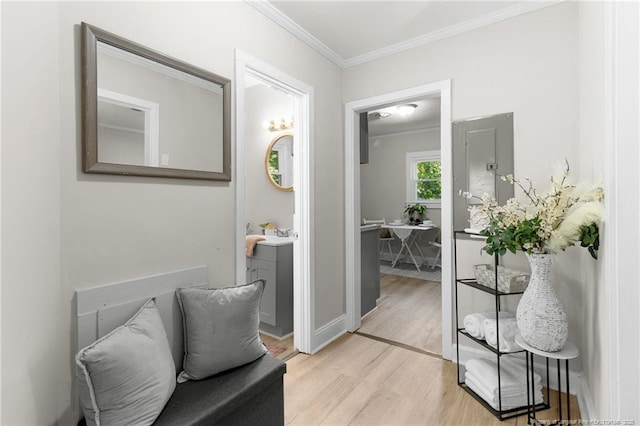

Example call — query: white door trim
[604,1,640,420]
[97,88,160,167]
[234,50,315,354]
[344,80,453,360]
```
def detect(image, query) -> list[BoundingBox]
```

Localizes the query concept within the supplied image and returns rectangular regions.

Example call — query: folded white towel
[466,368,540,395]
[484,318,519,352]
[463,311,514,339]
[465,357,543,410]
[466,357,541,391]
[466,370,540,399]
[465,375,542,410]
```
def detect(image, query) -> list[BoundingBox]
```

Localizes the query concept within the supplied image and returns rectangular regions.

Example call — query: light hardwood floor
[358,274,442,355]
[261,333,298,361]
[284,333,580,425]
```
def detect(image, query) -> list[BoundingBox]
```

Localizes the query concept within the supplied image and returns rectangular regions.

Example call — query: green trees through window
[268,151,281,185]
[416,160,442,200]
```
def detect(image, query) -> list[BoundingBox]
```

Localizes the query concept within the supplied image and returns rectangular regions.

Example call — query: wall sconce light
[265,117,294,132]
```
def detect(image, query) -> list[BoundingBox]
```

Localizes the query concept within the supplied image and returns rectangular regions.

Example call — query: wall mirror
[265,132,293,192]
[81,22,231,181]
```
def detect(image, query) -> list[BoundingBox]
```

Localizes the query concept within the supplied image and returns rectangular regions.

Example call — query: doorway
[344,80,453,360]
[235,51,314,354]
[357,97,443,355]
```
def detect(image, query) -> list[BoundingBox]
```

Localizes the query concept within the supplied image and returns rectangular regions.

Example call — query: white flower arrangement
[460,160,604,259]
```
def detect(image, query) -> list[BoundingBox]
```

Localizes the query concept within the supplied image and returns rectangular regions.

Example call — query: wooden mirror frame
[265,131,294,192]
[81,22,232,181]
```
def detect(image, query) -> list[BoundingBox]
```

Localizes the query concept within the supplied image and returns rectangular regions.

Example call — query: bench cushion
[154,354,286,425]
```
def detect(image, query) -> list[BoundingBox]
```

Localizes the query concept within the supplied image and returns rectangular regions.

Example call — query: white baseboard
[577,374,596,421]
[311,314,347,354]
[361,306,378,321]
[260,330,293,341]
[454,344,581,395]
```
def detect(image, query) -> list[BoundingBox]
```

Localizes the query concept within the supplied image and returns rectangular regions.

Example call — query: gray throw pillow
[176,280,268,382]
[75,298,176,426]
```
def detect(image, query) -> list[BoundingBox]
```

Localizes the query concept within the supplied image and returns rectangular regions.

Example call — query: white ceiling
[367,96,441,137]
[248,0,558,135]
[250,0,559,69]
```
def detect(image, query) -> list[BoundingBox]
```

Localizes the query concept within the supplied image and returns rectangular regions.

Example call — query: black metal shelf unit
[453,230,549,420]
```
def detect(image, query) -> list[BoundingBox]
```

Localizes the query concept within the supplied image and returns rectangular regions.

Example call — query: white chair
[429,234,442,270]
[362,218,395,260]
[390,226,422,271]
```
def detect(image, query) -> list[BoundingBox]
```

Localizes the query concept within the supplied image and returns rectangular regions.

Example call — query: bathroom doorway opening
[344,80,453,360]
[235,51,314,355]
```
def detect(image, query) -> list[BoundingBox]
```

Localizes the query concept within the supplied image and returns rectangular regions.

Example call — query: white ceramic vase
[516,253,568,352]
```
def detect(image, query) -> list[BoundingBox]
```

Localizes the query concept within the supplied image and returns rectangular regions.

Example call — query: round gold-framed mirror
[265,131,293,192]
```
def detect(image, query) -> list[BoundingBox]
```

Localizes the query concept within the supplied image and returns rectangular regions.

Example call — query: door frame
[603,0,640,419]
[344,80,453,360]
[235,50,315,354]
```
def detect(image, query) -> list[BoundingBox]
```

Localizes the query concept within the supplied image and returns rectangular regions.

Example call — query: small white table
[381,224,436,271]
[515,335,579,425]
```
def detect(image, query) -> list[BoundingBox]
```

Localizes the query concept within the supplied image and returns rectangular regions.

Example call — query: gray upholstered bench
[75,267,286,426]
[155,354,285,426]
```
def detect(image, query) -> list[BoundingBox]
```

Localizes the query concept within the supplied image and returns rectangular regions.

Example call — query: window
[406,150,441,207]
[268,150,282,185]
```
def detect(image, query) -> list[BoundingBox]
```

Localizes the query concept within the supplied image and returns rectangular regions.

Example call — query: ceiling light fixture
[397,103,417,116]
[368,111,392,120]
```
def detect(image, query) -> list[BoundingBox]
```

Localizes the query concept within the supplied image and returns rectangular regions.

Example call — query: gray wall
[98,125,145,165]
[1,2,343,424]
[344,2,585,370]
[0,1,616,423]
[361,129,441,225]
[98,51,223,171]
[360,129,442,260]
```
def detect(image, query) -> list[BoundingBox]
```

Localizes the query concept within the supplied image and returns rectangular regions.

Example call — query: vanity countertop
[255,235,295,246]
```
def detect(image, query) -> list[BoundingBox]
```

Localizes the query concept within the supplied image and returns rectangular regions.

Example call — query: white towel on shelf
[463,311,514,339]
[465,375,542,410]
[466,369,541,398]
[464,357,543,410]
[484,318,519,352]
[466,357,541,387]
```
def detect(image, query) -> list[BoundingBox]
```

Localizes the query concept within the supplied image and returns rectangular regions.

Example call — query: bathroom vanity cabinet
[246,242,293,338]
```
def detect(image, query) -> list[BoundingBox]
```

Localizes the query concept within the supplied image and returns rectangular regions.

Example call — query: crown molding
[98,42,223,93]
[246,0,346,68]
[249,0,562,70]
[343,1,562,68]
[371,125,441,139]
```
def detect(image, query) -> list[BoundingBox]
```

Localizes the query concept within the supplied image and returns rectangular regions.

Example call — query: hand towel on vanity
[245,235,266,257]
[464,357,542,410]
[484,317,519,352]
[463,311,514,339]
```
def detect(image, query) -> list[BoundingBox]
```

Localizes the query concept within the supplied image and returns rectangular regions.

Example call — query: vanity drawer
[251,245,277,262]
